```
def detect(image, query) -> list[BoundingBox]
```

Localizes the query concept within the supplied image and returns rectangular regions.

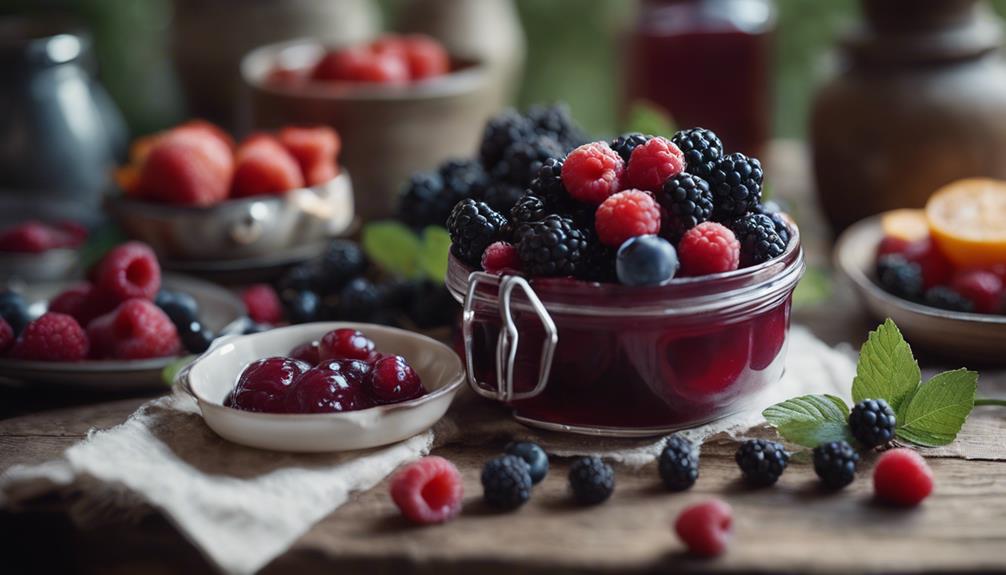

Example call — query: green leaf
[897,369,977,447]
[762,394,853,448]
[623,100,676,138]
[851,319,921,416]
[792,266,831,308]
[418,226,451,282]
[362,221,421,278]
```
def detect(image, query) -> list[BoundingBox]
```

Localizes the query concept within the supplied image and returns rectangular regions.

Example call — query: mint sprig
[361,221,450,282]
[763,319,979,449]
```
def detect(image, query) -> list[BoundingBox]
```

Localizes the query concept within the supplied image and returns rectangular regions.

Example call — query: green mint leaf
[852,319,920,416]
[623,100,676,138]
[896,368,977,447]
[418,226,451,282]
[762,394,853,448]
[362,221,421,278]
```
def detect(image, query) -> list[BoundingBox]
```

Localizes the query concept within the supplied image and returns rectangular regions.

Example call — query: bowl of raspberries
[241,34,496,220]
[0,241,244,388]
[108,120,352,262]
[177,323,464,452]
[443,125,804,435]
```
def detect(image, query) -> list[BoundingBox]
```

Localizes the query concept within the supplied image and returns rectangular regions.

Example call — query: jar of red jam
[445,227,803,437]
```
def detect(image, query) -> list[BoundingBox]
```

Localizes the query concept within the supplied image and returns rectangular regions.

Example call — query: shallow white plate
[176,322,465,452]
[0,273,246,389]
[834,214,1006,363]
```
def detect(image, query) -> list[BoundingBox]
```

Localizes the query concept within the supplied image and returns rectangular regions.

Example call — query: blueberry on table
[505,441,549,484]
[0,290,29,335]
[616,235,679,286]
[735,439,789,486]
[568,456,615,505]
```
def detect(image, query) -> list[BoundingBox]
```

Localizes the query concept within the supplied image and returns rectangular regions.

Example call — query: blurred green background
[7,0,1006,138]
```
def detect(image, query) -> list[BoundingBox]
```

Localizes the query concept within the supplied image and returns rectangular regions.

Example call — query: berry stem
[975,398,1006,407]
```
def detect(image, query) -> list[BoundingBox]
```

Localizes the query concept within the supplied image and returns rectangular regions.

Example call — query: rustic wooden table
[2,143,1005,574]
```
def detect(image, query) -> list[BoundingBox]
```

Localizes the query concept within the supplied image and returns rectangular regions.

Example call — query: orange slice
[926,178,1006,267]
[881,209,929,242]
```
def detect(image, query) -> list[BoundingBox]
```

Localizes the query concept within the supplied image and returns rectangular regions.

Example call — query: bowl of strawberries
[108,120,353,262]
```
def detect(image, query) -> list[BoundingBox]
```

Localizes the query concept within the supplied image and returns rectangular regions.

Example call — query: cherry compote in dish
[224,328,427,414]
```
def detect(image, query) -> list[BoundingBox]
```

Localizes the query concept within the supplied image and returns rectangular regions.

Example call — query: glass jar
[445,228,803,437]
[624,0,776,156]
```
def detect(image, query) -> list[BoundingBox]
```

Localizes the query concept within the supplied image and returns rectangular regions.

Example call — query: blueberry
[504,441,549,484]
[179,321,214,354]
[0,290,30,336]
[336,278,381,321]
[615,235,679,286]
[155,290,199,326]
[283,290,321,324]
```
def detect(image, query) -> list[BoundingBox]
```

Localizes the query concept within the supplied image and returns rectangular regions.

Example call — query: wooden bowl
[834,213,1006,363]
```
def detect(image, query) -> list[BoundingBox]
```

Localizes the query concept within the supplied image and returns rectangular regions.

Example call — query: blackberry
[335,277,382,321]
[849,399,897,448]
[505,441,549,484]
[876,255,924,301]
[753,201,791,246]
[516,215,589,277]
[578,241,617,282]
[812,440,859,489]
[658,435,699,491]
[447,199,509,267]
[609,132,650,164]
[510,193,548,226]
[527,103,586,150]
[439,158,489,198]
[479,109,536,169]
[277,263,320,295]
[708,153,763,219]
[478,180,525,214]
[735,439,789,486]
[397,171,455,230]
[730,213,786,266]
[481,454,532,509]
[493,135,565,187]
[568,456,615,505]
[529,157,572,211]
[672,128,723,180]
[318,240,367,292]
[660,173,714,240]
[925,286,975,313]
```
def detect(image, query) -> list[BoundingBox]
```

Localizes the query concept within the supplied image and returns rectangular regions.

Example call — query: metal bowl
[106,172,353,261]
[834,213,1006,363]
[0,248,79,283]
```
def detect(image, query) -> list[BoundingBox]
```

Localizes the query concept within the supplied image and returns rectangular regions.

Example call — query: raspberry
[479,109,535,170]
[674,500,733,558]
[136,129,233,206]
[562,142,625,204]
[312,45,409,84]
[659,173,714,240]
[504,441,549,484]
[672,128,723,180]
[569,456,615,505]
[516,215,589,277]
[494,135,565,187]
[812,441,860,489]
[481,241,521,274]
[446,199,509,267]
[876,255,924,301]
[873,448,933,507]
[594,190,662,247]
[625,136,685,193]
[231,134,305,197]
[319,328,376,362]
[609,132,650,164]
[0,317,12,353]
[735,439,789,486]
[902,238,953,290]
[370,355,426,404]
[390,456,464,525]
[277,126,340,186]
[482,454,533,509]
[951,269,1004,313]
[659,435,699,491]
[677,222,740,277]
[286,359,375,413]
[0,221,60,253]
[86,298,182,360]
[616,235,678,286]
[849,399,897,448]
[48,283,109,326]
[224,357,311,413]
[10,312,89,362]
[289,341,321,365]
[401,35,449,80]
[241,284,284,324]
[708,153,763,219]
[924,286,974,313]
[730,213,786,266]
[94,242,161,303]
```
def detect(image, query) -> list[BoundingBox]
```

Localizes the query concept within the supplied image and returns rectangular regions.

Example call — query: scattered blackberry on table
[282,289,321,324]
[336,277,382,321]
[527,103,586,150]
[658,435,699,491]
[479,109,536,170]
[849,399,897,448]
[753,201,792,246]
[660,173,714,241]
[876,255,924,301]
[439,158,489,199]
[813,440,859,489]
[568,456,615,505]
[672,127,723,180]
[510,193,548,226]
[494,135,565,187]
[924,286,975,313]
[609,132,650,164]
[708,152,763,219]
[397,171,454,230]
[505,441,549,484]
[478,180,525,214]
[516,214,589,277]
[482,454,533,510]
[730,213,786,266]
[446,199,509,267]
[735,439,789,486]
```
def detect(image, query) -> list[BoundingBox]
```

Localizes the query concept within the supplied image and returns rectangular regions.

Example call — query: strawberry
[311,46,409,84]
[135,129,234,206]
[231,134,305,198]
[402,35,449,80]
[277,126,340,186]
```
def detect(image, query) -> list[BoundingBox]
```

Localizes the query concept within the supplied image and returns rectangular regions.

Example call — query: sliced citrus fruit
[926,178,1006,267]
[881,209,929,242]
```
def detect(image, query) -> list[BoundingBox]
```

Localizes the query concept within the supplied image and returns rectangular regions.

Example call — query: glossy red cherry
[289,340,321,365]
[286,359,374,413]
[319,328,376,362]
[370,355,426,404]
[225,357,310,413]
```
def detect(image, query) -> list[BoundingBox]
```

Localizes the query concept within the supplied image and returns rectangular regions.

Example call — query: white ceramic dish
[176,322,465,452]
[834,213,1006,363]
[0,273,246,389]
